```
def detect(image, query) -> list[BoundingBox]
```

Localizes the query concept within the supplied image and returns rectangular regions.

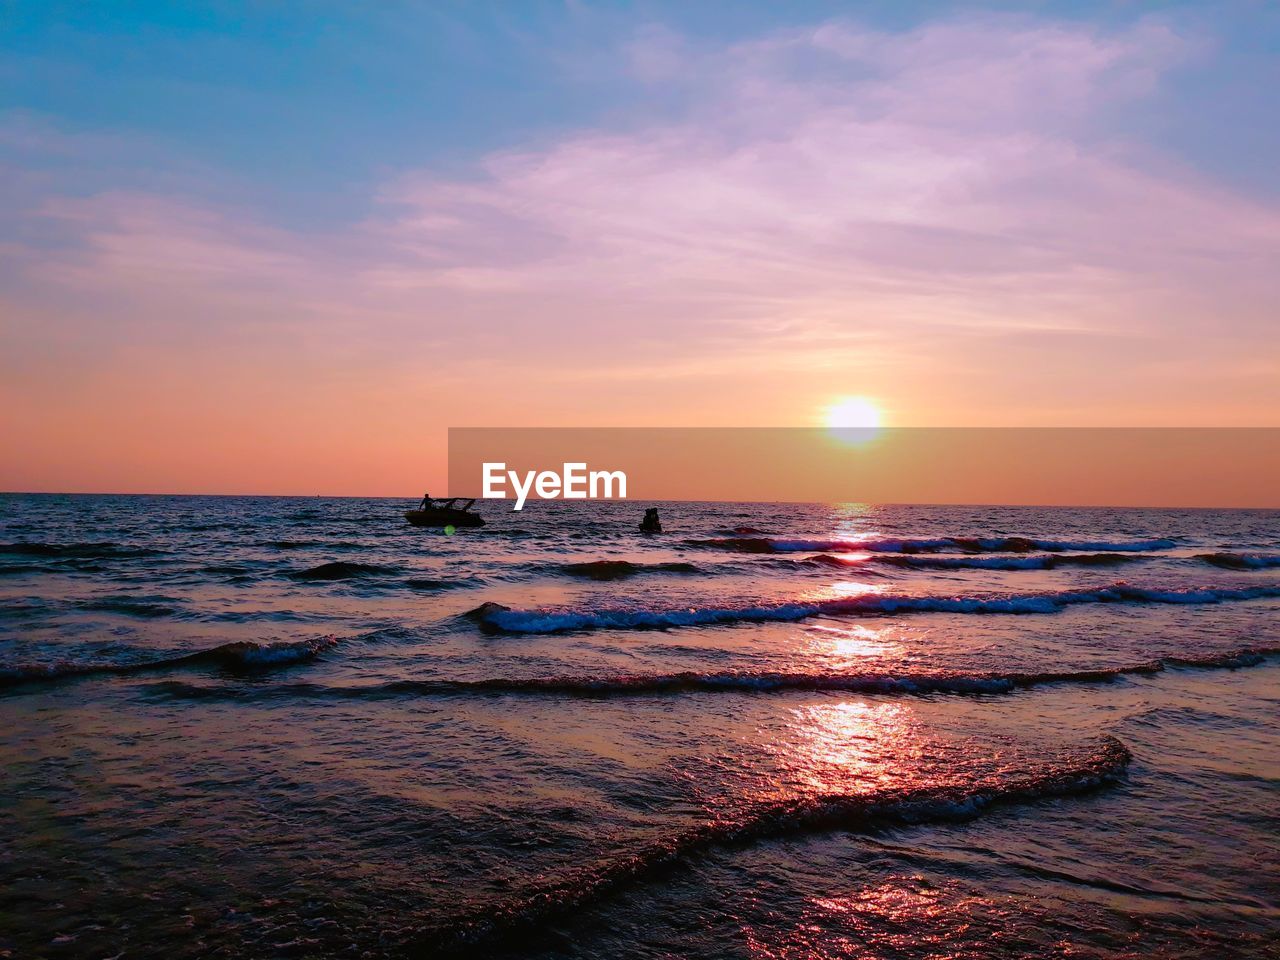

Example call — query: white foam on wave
[1197,553,1280,570]
[976,538,1176,553]
[471,584,1280,634]
[693,536,1178,554]
[879,554,1060,570]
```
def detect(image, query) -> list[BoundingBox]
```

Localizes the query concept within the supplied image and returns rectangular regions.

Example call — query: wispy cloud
[378,15,1270,329]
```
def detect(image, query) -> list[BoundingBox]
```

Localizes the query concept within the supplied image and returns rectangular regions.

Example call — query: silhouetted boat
[405,498,485,528]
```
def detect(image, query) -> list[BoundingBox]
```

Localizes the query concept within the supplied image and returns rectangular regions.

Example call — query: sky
[2,1,1278,495]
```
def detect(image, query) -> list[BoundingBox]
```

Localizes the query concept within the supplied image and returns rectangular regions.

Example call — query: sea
[1,494,1278,959]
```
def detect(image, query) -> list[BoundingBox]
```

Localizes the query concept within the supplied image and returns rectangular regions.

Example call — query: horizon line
[2,490,1276,511]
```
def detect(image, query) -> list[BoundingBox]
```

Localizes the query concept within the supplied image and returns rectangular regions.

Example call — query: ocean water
[1,494,1278,959]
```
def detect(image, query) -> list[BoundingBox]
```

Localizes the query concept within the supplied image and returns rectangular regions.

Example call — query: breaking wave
[558,560,702,580]
[466,584,1280,634]
[793,553,870,569]
[689,536,1176,555]
[798,555,1141,570]
[885,553,1140,571]
[0,636,338,688]
[143,645,1279,703]
[401,646,1277,697]
[418,737,1132,954]
[1197,553,1280,570]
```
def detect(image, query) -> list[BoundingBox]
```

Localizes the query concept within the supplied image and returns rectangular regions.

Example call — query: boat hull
[405,509,485,528]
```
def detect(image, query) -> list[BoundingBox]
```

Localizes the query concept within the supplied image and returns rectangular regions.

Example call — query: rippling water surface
[2,495,1278,958]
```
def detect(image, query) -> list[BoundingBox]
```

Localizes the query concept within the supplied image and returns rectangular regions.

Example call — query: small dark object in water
[406,495,485,528]
[639,507,663,533]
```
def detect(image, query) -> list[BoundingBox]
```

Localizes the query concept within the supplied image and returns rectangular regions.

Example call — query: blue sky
[5,1,1278,227]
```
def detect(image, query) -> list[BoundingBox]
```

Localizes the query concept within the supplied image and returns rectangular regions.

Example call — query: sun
[821,396,883,430]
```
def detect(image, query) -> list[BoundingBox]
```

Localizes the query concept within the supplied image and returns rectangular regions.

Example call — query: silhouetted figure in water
[640,507,663,533]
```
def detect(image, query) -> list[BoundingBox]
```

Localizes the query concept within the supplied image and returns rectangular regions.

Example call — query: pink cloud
[378,15,1271,320]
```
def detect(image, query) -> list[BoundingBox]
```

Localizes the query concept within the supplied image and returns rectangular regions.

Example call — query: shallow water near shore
[2,494,1278,958]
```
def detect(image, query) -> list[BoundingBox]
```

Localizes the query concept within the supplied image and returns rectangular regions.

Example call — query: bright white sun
[822,396,883,430]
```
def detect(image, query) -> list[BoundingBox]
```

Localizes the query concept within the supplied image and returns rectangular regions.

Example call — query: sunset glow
[822,397,884,431]
[4,9,1279,959]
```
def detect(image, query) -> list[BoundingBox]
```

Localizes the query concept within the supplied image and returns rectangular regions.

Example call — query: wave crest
[1197,553,1280,570]
[146,645,1277,704]
[689,536,1176,555]
[876,552,1137,571]
[418,737,1132,954]
[466,584,1280,634]
[0,636,338,688]
[559,560,702,580]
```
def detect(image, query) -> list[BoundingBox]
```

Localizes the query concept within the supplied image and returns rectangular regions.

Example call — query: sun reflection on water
[827,551,874,566]
[829,502,877,543]
[773,701,920,796]
[802,623,901,668]
[745,879,993,960]
[827,580,885,598]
